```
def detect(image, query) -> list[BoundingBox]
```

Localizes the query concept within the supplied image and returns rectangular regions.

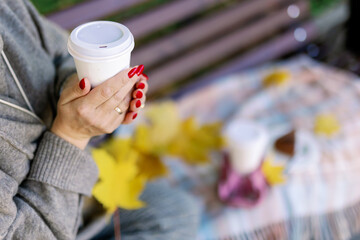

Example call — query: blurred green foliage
[31,0,344,19]
[30,0,86,15]
[311,0,342,15]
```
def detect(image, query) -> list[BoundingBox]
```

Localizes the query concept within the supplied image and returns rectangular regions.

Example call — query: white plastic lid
[68,21,134,61]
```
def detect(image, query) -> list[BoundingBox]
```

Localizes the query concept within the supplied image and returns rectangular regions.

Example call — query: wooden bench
[47,0,314,97]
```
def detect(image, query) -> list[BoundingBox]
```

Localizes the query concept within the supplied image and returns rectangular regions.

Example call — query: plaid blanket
[168,56,360,240]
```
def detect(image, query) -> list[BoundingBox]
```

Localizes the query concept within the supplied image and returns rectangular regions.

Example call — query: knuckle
[113,91,123,102]
[123,95,132,106]
[76,104,88,117]
[114,71,129,85]
[120,75,129,85]
[100,86,114,99]
[119,102,130,112]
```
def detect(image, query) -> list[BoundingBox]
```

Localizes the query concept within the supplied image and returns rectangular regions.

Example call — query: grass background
[30,0,87,15]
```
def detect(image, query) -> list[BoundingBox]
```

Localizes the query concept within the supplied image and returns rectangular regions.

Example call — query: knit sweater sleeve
[0,125,98,239]
[0,1,99,239]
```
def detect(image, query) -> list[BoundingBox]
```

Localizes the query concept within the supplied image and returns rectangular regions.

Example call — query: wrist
[51,120,90,150]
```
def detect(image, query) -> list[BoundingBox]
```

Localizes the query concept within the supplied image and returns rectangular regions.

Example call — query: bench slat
[147,0,309,93]
[132,0,288,68]
[47,0,148,30]
[124,0,229,39]
[173,21,317,99]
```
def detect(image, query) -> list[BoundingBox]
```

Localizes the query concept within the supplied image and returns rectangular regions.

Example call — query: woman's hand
[51,66,149,149]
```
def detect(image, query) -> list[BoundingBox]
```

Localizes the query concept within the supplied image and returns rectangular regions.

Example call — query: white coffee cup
[224,120,268,174]
[68,21,135,87]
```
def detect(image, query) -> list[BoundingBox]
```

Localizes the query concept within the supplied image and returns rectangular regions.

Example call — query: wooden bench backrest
[48,0,312,97]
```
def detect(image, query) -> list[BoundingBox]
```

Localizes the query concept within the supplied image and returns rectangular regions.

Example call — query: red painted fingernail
[135,65,144,76]
[141,73,149,80]
[128,68,137,78]
[137,82,145,89]
[136,100,141,108]
[79,78,85,90]
[136,91,143,98]
[132,113,138,120]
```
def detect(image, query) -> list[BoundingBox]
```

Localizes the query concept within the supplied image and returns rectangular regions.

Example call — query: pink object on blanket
[218,154,268,208]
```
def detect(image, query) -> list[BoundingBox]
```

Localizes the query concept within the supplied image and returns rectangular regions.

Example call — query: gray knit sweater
[0,0,99,239]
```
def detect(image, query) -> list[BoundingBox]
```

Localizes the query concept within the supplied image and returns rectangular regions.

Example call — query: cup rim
[68,21,134,61]
[224,120,268,145]
[68,40,134,62]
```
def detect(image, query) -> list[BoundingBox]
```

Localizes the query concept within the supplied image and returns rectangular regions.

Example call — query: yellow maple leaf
[137,154,168,180]
[133,125,169,155]
[261,157,286,186]
[168,118,224,164]
[194,121,224,148]
[145,101,181,146]
[263,70,291,87]
[92,144,146,213]
[314,113,340,137]
[91,101,225,211]
[102,138,136,161]
[133,102,182,156]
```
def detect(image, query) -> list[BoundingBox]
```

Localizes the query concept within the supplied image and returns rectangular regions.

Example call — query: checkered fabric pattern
[169,56,360,240]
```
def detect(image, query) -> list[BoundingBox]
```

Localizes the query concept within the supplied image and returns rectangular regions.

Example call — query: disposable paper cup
[224,120,268,175]
[68,21,134,87]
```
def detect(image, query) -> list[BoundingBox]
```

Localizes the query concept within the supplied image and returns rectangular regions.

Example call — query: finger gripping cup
[68,21,135,87]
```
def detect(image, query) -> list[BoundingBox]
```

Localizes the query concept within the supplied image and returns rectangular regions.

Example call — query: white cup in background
[224,120,269,175]
[68,21,135,87]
